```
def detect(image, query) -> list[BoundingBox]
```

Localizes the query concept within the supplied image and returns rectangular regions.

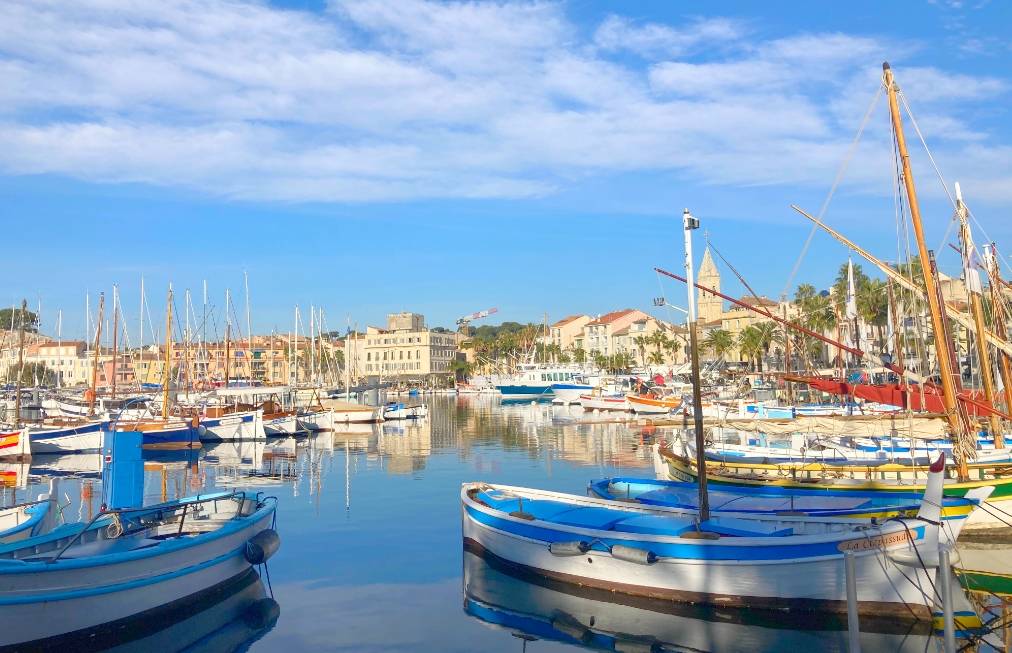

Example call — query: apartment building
[362,313,461,379]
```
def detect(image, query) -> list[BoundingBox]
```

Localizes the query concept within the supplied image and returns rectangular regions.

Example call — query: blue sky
[2,0,1011,340]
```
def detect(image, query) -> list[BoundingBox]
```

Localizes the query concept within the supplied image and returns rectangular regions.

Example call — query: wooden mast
[111,286,119,400]
[13,300,27,428]
[792,204,1012,356]
[956,183,1004,447]
[225,323,231,390]
[161,286,173,421]
[88,293,105,416]
[224,288,231,389]
[884,62,969,478]
[984,243,1012,433]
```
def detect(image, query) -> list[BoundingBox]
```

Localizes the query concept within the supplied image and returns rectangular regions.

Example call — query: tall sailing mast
[884,62,972,478]
[111,286,119,400]
[88,293,105,417]
[161,285,173,420]
[983,244,1012,430]
[13,300,27,429]
[956,183,1004,447]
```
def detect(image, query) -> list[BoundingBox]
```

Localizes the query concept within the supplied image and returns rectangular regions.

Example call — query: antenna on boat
[682,208,710,523]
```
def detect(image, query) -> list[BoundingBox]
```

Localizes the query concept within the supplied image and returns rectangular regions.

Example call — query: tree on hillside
[0,306,39,333]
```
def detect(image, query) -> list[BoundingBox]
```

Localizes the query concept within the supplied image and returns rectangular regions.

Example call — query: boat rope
[861,527,925,620]
[974,501,1012,529]
[781,84,882,300]
[886,517,942,604]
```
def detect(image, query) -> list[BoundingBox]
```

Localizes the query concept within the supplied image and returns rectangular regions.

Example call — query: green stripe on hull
[957,569,1012,596]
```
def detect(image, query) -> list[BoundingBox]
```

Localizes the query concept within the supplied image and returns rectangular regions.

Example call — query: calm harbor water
[3,396,997,652]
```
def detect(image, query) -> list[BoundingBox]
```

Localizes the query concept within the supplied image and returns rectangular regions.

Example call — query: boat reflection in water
[462,547,933,653]
[10,566,279,653]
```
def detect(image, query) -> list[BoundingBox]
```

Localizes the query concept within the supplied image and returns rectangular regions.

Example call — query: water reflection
[33,568,279,652]
[462,549,932,653]
[4,397,992,651]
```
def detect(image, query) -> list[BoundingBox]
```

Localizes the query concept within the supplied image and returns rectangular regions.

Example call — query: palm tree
[858,278,890,351]
[702,329,734,361]
[738,326,764,372]
[647,350,666,366]
[571,345,587,364]
[448,358,472,382]
[633,335,649,365]
[754,321,779,367]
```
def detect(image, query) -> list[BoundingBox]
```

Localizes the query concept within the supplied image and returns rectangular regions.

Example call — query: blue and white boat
[461,456,988,621]
[383,402,428,420]
[589,476,979,520]
[0,489,279,647]
[196,409,264,442]
[25,420,107,453]
[0,479,59,543]
[497,365,582,401]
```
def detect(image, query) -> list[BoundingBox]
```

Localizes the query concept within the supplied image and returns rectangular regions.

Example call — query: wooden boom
[653,266,864,357]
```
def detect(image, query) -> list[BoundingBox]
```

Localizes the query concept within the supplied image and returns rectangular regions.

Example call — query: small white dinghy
[0,490,279,648]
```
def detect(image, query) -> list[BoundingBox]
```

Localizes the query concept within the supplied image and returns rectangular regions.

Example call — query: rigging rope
[781,84,883,299]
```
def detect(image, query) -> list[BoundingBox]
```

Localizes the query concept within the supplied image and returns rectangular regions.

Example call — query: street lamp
[682,208,710,522]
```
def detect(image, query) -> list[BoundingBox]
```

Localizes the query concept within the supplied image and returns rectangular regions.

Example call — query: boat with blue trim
[25,419,107,453]
[658,441,1012,532]
[496,365,581,401]
[589,476,979,520]
[461,454,988,620]
[0,489,279,648]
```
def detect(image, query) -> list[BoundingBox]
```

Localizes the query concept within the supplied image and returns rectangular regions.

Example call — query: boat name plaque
[837,530,916,552]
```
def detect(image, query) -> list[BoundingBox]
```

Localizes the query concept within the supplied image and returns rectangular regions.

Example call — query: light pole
[683,209,710,523]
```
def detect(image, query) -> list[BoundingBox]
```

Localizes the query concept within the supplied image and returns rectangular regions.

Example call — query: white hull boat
[197,410,265,442]
[262,414,300,437]
[0,490,278,648]
[460,458,986,621]
[578,393,630,412]
[26,421,107,454]
[298,409,335,432]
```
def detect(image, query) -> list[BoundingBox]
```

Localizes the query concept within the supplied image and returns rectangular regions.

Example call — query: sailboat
[116,286,200,450]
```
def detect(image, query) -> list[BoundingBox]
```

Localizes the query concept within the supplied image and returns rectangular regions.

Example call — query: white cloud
[593,15,744,58]
[0,0,1010,204]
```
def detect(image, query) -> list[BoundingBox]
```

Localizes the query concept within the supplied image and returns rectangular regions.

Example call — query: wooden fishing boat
[322,399,384,423]
[590,476,982,520]
[626,390,683,415]
[196,408,264,442]
[0,490,279,648]
[657,442,1012,531]
[461,456,985,621]
[578,390,630,412]
[25,419,107,453]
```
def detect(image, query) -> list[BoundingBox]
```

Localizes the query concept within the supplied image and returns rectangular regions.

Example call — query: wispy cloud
[0,0,1009,204]
[593,15,744,59]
